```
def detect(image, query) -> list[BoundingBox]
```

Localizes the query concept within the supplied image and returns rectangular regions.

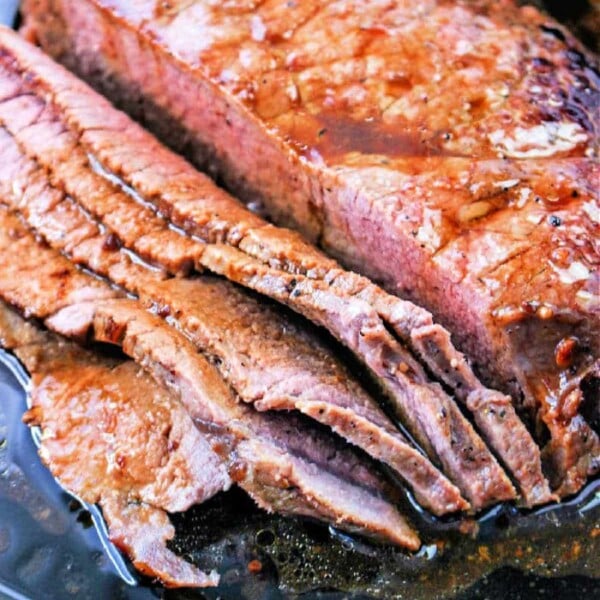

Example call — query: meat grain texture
[0,206,419,552]
[0,25,565,506]
[0,301,227,587]
[20,0,599,496]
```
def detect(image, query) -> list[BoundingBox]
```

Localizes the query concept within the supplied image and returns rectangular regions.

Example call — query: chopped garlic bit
[457,200,494,223]
[550,260,591,284]
[286,81,299,102]
[516,187,531,208]
[416,207,442,251]
[493,178,520,190]
[489,122,588,158]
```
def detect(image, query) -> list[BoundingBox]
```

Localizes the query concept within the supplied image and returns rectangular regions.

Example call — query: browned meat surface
[75,298,418,546]
[0,28,555,508]
[141,278,470,515]
[0,207,418,549]
[0,49,470,515]
[20,1,599,496]
[0,128,468,518]
[0,301,226,587]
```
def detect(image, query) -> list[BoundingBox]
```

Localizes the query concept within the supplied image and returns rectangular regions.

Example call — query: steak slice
[0,301,226,587]
[0,208,418,549]
[136,278,471,515]
[0,29,544,508]
[56,300,419,547]
[20,0,599,496]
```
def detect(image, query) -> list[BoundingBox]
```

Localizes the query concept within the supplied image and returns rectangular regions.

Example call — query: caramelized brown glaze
[91,0,597,162]
[0,301,226,587]
[24,0,597,435]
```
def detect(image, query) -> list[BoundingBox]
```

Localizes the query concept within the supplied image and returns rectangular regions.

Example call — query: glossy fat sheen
[0,26,548,508]
[21,0,599,495]
[0,301,225,587]
[0,207,418,548]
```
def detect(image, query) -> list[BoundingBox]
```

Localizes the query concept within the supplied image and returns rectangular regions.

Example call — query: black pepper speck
[548,215,562,227]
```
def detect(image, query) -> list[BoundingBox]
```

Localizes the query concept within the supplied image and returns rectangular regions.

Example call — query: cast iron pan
[0,2,598,598]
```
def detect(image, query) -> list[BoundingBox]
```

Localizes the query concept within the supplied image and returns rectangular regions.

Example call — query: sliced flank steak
[0,28,557,506]
[0,207,419,549]
[0,134,468,517]
[20,0,599,496]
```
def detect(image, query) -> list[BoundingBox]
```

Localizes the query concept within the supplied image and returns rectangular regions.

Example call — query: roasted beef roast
[0,27,570,505]
[19,0,599,496]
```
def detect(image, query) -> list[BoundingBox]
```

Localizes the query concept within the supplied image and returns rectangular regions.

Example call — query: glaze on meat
[0,27,561,506]
[20,0,598,495]
[0,301,227,587]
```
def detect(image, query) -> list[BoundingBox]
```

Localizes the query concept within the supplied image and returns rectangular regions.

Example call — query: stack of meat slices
[0,25,596,588]
[22,0,599,497]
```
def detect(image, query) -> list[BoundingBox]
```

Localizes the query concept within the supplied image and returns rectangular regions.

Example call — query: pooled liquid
[0,350,598,599]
